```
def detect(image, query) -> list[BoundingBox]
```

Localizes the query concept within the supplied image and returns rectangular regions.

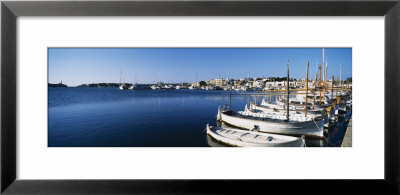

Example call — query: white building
[253,80,265,88]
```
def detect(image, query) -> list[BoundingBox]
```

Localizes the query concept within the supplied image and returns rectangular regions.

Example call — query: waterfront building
[208,78,224,87]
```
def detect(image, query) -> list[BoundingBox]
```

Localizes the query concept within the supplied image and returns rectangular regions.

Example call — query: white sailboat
[129,69,149,90]
[150,72,162,90]
[119,66,128,90]
[150,85,160,90]
[190,73,200,90]
[175,79,186,90]
[217,108,324,138]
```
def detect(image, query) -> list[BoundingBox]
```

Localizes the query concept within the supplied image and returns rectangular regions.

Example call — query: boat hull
[119,85,129,90]
[218,110,324,138]
[207,125,305,147]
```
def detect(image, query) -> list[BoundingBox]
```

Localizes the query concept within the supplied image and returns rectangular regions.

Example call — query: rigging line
[311,118,327,141]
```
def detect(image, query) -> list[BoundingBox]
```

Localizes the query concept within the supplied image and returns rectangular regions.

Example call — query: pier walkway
[341,118,352,147]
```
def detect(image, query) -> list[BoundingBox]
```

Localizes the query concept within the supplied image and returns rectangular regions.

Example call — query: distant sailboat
[119,66,128,90]
[129,69,149,90]
[151,85,159,90]
[189,73,199,89]
[151,72,161,90]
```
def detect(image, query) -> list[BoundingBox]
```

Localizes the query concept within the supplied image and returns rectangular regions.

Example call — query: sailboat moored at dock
[217,107,324,138]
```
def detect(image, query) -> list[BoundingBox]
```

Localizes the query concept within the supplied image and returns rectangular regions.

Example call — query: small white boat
[206,124,305,147]
[119,84,128,90]
[163,84,174,90]
[129,83,149,90]
[150,85,160,90]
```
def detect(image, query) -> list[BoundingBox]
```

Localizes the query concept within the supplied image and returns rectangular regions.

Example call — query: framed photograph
[2,0,399,194]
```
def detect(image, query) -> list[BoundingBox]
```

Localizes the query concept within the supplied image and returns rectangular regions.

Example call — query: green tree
[199,81,207,86]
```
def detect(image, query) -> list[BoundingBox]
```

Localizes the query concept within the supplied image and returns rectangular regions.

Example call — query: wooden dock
[341,118,352,147]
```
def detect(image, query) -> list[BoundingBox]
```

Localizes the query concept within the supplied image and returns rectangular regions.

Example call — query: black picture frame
[1,0,399,194]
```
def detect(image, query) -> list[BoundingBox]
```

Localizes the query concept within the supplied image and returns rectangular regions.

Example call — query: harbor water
[49,88,351,147]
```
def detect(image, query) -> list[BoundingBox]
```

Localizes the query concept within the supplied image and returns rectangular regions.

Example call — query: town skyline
[49,48,352,87]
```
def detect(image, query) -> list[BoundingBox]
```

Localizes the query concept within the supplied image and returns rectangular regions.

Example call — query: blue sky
[49,48,352,86]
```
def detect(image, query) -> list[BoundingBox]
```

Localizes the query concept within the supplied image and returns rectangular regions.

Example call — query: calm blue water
[48,88,351,147]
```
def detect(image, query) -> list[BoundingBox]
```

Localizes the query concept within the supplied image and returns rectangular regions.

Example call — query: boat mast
[135,69,138,84]
[336,76,339,97]
[322,48,325,83]
[331,75,334,100]
[324,59,327,98]
[286,60,290,121]
[120,65,122,86]
[318,64,322,105]
[313,71,317,108]
[339,64,342,90]
[305,60,309,117]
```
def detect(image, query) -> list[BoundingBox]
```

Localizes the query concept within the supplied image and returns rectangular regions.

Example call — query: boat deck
[207,126,304,147]
[235,110,314,122]
[213,128,293,144]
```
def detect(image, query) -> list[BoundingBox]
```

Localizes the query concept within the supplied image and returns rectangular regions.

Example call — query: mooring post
[229,92,231,111]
